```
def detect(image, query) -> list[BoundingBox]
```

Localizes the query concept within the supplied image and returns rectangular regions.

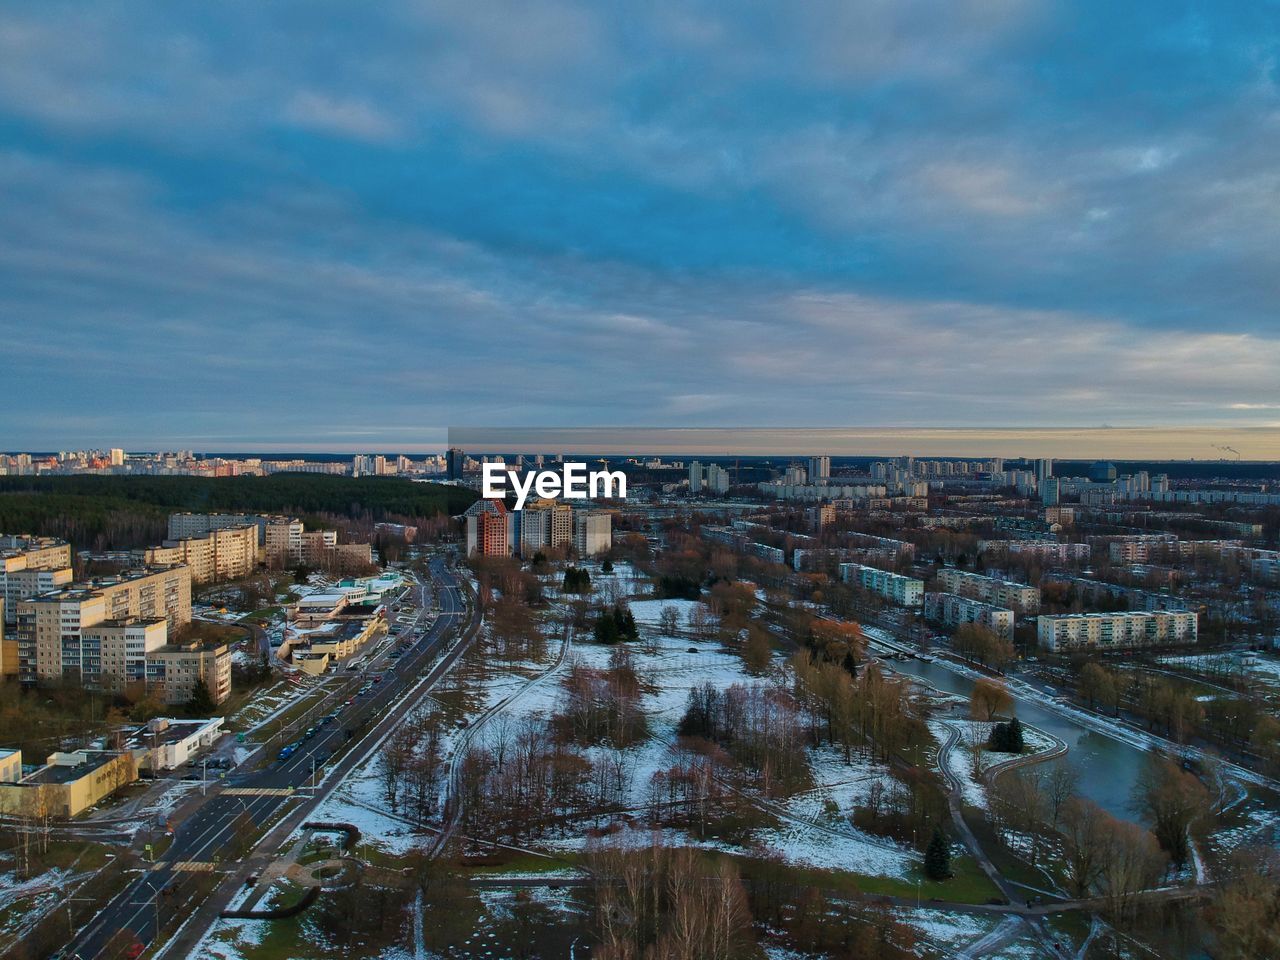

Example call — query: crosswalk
[171,861,217,872]
[221,787,297,796]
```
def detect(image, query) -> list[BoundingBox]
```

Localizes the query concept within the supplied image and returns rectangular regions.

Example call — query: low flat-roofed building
[0,749,138,818]
[121,716,224,771]
[293,592,350,623]
[292,650,331,676]
[0,747,20,783]
[305,618,381,660]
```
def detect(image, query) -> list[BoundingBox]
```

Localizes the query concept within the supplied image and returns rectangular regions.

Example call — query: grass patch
[736,853,1003,905]
[463,849,582,875]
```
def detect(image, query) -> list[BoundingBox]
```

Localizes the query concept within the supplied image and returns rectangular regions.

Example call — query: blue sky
[1,0,1279,452]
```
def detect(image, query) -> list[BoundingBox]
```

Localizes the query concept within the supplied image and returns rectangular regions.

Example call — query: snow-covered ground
[1160,651,1280,687]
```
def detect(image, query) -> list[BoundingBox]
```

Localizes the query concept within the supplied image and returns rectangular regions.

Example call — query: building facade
[924,592,1015,641]
[936,568,1040,614]
[1036,610,1198,652]
[839,563,924,607]
[144,524,258,585]
[15,565,192,685]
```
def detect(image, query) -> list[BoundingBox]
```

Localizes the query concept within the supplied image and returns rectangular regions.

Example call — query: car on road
[279,745,297,760]
[304,726,318,739]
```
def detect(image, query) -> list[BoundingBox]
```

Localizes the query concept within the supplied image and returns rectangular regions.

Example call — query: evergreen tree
[601,558,614,573]
[185,680,217,717]
[925,826,952,880]
[1007,716,1024,752]
[841,650,858,677]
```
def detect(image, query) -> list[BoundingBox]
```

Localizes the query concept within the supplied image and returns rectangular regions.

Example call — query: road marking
[172,861,217,872]
[222,787,296,796]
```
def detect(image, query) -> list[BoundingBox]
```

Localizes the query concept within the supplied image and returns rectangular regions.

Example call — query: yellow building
[1,536,75,676]
[0,748,20,783]
[0,749,138,818]
[148,639,233,705]
[144,524,258,585]
[304,618,382,660]
[0,535,72,574]
[16,565,192,684]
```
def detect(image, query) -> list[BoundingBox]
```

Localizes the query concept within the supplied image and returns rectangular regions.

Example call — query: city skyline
[6,425,1280,461]
[3,1,1280,448]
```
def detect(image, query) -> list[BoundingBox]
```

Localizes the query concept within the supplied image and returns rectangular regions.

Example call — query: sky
[1,1,1279,455]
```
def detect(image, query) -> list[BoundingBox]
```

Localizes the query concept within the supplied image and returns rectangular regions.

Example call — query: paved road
[63,556,475,960]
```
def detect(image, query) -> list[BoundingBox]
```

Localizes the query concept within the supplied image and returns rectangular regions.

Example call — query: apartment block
[936,568,1040,614]
[1,536,73,573]
[924,592,1015,641]
[839,563,924,607]
[1,536,75,645]
[15,565,192,685]
[1036,610,1198,653]
[80,617,168,691]
[517,500,574,555]
[146,639,233,705]
[572,510,613,557]
[1109,537,1243,564]
[980,540,1091,563]
[144,524,258,585]
[464,500,512,557]
[167,512,300,564]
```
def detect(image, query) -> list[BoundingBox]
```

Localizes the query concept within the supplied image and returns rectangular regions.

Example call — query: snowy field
[1160,651,1280,687]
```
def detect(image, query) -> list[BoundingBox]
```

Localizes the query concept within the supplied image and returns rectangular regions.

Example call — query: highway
[63,554,477,960]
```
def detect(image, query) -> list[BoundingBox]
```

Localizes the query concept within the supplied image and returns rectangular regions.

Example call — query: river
[886,656,1150,822]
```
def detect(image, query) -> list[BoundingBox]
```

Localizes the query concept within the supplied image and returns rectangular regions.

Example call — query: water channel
[887,656,1149,822]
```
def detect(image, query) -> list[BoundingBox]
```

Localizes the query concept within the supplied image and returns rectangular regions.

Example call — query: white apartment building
[936,568,1040,614]
[924,592,1015,641]
[980,540,1091,563]
[839,563,924,607]
[1036,610,1198,653]
[573,511,613,557]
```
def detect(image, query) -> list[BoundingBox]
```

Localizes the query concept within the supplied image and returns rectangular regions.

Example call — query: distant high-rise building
[446,447,465,481]
[1041,477,1061,506]
[807,456,831,482]
[109,448,125,467]
[688,461,703,494]
[1035,458,1053,482]
[573,511,613,556]
[705,464,731,495]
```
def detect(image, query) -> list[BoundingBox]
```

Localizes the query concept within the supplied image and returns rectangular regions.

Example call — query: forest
[0,474,477,549]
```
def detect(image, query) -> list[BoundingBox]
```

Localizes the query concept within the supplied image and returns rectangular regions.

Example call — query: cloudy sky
[1,0,1279,453]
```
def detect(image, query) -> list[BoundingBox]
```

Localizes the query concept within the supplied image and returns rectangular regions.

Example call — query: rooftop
[24,750,122,785]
